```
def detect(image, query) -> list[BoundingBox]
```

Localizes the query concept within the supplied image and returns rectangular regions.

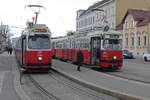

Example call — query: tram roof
[22,24,51,36]
[52,36,67,42]
[87,29,122,37]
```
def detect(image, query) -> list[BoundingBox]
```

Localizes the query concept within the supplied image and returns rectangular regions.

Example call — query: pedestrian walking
[77,49,84,71]
[9,47,13,55]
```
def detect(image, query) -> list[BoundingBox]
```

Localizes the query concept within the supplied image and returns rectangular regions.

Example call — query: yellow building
[76,0,150,33]
[116,9,150,57]
[95,0,150,27]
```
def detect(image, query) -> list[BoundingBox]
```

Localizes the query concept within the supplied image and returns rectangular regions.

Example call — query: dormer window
[124,20,128,29]
[130,19,134,28]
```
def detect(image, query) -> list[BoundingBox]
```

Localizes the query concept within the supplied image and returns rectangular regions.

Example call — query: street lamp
[25,5,45,24]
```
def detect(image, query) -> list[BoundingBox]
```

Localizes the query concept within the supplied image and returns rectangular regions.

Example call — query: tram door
[90,37,101,65]
[21,36,26,66]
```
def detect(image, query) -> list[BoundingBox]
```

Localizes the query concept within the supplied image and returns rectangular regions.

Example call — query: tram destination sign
[33,29,47,32]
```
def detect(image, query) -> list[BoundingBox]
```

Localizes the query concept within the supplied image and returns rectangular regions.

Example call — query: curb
[13,71,31,100]
[12,55,31,100]
[53,67,150,100]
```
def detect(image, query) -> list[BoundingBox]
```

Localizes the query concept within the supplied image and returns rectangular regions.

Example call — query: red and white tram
[15,23,52,72]
[52,28,123,70]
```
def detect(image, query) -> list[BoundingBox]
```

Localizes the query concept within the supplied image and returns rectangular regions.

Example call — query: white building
[76,0,115,34]
[76,0,150,34]
[11,37,19,48]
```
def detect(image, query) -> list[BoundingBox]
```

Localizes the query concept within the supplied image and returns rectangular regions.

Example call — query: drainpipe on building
[134,26,137,56]
[122,25,125,50]
[0,22,2,52]
[148,23,150,53]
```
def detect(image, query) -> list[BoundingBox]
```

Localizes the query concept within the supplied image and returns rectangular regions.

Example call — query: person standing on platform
[9,47,13,55]
[77,49,84,71]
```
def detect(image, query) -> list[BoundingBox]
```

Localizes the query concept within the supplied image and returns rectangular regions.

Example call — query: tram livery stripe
[26,63,51,66]
[101,60,122,63]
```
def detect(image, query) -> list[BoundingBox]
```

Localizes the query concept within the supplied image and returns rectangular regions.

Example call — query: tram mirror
[32,37,37,41]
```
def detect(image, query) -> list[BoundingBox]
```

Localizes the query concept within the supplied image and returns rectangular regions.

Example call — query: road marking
[0,72,5,94]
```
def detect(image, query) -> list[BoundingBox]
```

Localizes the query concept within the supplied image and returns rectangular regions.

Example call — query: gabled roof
[116,9,150,30]
[79,0,111,17]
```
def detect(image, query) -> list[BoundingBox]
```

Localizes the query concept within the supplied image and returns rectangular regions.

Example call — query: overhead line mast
[25,5,45,24]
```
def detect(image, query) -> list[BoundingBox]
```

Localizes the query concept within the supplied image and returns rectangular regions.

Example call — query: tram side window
[53,42,56,49]
[56,42,59,49]
[80,39,83,49]
[70,40,72,49]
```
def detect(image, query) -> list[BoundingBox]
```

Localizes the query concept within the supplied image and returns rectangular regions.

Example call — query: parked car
[123,50,134,59]
[143,53,150,61]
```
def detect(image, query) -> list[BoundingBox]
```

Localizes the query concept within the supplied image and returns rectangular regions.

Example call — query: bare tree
[66,30,75,36]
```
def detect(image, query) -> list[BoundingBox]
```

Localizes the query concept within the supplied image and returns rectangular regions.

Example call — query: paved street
[124,58,150,65]
[0,52,31,100]
[0,52,21,100]
[103,58,150,83]
[1,51,150,100]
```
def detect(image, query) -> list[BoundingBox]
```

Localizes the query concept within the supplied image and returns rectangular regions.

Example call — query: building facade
[0,25,9,51]
[76,0,150,34]
[11,37,19,48]
[116,9,150,57]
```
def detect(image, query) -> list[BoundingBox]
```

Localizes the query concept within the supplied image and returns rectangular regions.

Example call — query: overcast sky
[0,0,99,37]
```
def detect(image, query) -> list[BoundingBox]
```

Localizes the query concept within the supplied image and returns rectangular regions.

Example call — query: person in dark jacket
[77,49,84,71]
[9,47,13,55]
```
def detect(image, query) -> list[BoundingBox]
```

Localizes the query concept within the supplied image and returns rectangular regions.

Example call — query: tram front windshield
[103,39,122,50]
[28,35,50,49]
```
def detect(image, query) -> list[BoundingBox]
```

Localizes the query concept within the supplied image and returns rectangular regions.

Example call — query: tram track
[26,69,119,100]
[49,69,106,100]
[27,74,60,100]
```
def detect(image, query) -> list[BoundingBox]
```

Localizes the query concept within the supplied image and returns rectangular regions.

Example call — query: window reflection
[103,39,122,50]
[28,35,50,49]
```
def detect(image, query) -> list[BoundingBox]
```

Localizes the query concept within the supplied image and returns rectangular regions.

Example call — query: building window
[126,38,128,46]
[130,33,134,47]
[143,32,147,47]
[112,22,114,29]
[124,20,128,29]
[130,19,134,28]
[90,17,92,25]
[125,34,128,47]
[105,9,107,19]
[137,36,140,47]
[131,37,134,47]
[143,36,147,46]
[79,22,81,28]
[93,16,95,24]
[108,8,110,17]
[112,7,115,16]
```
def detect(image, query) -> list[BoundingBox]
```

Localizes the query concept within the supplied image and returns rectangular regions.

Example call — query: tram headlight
[113,56,117,60]
[38,57,42,61]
